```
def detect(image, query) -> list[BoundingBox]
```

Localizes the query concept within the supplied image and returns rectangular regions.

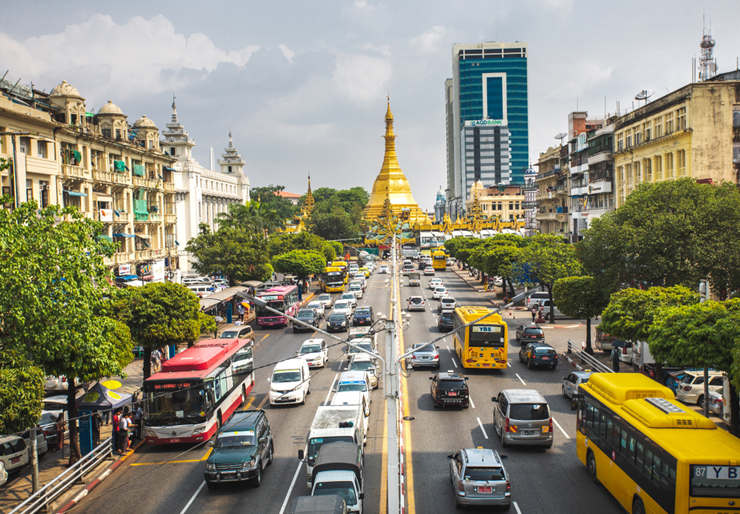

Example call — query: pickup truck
[303,442,364,514]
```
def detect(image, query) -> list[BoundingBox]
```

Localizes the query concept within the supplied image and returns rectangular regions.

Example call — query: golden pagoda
[363,98,427,225]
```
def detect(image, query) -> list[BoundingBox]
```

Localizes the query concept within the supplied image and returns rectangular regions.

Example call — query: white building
[160,99,250,276]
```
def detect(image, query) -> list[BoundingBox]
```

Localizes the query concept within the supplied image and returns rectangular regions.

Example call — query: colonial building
[0,78,178,284]
[613,75,740,206]
[466,181,524,222]
[582,123,615,227]
[522,165,538,235]
[162,99,250,276]
[534,146,568,235]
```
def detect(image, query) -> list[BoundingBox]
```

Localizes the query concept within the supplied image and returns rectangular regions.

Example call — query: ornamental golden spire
[303,172,315,216]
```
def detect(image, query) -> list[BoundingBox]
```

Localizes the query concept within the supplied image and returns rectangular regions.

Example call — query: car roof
[301,339,324,347]
[502,388,547,403]
[339,371,367,382]
[463,448,502,467]
[572,371,593,379]
[350,354,374,363]
[409,295,424,299]
[221,410,263,431]
[438,371,465,380]
[528,342,554,349]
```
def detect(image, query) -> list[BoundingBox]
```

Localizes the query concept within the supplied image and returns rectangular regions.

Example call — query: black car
[326,312,349,333]
[292,309,320,333]
[430,371,469,408]
[204,410,273,489]
[515,324,545,346]
[437,311,454,332]
[352,306,374,327]
[518,342,558,369]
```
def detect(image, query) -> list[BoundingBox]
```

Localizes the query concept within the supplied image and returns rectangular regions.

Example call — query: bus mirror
[571,399,578,411]
[298,449,304,461]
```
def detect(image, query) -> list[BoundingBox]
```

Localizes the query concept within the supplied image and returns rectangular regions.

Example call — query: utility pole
[30,427,39,492]
[385,232,400,513]
[699,279,709,417]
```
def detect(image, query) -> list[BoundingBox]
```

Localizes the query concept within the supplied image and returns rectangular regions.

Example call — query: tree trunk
[508,278,515,299]
[730,383,740,437]
[67,376,81,465]
[143,347,152,381]
[547,285,555,324]
[584,317,594,355]
[481,273,486,285]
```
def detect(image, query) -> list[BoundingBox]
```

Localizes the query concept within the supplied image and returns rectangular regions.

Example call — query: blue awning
[64,190,87,197]
[163,166,175,172]
[175,241,180,246]
[114,210,121,216]
[112,233,135,238]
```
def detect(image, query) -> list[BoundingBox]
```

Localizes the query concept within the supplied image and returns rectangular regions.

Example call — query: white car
[0,435,29,476]
[269,358,311,406]
[438,297,457,312]
[348,354,379,389]
[348,283,364,299]
[333,300,354,317]
[296,339,329,368]
[379,265,389,274]
[334,371,372,416]
[340,293,358,309]
[316,293,334,309]
[305,300,325,319]
[0,460,6,487]
[429,278,444,290]
[351,278,367,291]
[432,287,448,300]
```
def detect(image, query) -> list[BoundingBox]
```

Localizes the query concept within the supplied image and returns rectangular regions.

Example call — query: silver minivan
[492,389,553,449]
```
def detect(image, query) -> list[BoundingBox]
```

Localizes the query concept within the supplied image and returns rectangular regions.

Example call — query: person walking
[112,409,121,454]
[118,411,130,454]
[531,306,538,323]
[133,405,143,440]
[54,415,66,452]
[237,303,245,322]
[92,411,102,447]
[611,347,621,372]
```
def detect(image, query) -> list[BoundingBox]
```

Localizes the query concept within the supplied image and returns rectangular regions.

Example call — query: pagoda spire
[303,173,315,216]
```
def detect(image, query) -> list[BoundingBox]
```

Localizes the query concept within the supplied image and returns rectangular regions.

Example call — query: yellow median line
[131,448,213,466]
[398,272,416,513]
[242,396,255,411]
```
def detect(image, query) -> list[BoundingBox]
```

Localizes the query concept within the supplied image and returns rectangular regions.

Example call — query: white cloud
[353,0,375,11]
[278,44,296,64]
[0,14,259,103]
[410,26,447,53]
[332,53,392,101]
[545,58,614,99]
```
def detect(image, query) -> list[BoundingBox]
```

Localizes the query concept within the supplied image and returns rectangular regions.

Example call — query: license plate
[448,391,457,396]
[523,430,535,436]
[478,486,492,493]
[221,473,236,480]
[542,356,549,360]
[170,438,181,443]
[11,457,20,464]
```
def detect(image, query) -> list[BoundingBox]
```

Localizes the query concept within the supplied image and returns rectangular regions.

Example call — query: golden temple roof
[363,98,426,224]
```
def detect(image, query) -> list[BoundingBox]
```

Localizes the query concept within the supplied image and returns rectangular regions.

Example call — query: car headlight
[193,425,206,435]
[205,463,216,471]
[144,428,157,438]
[242,458,255,469]
[341,322,346,326]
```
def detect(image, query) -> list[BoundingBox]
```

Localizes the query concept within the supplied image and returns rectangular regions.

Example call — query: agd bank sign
[465,119,507,127]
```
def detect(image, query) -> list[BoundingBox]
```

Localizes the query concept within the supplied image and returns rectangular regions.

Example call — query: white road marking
[469,397,476,409]
[324,375,338,405]
[476,417,489,439]
[278,460,304,514]
[451,358,458,368]
[552,416,570,439]
[515,373,526,385]
[445,345,450,350]
[513,501,523,514]
[179,480,206,514]
[507,361,511,367]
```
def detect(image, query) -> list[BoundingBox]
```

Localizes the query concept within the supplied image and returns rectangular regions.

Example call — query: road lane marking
[242,396,255,411]
[515,373,526,385]
[399,282,416,514]
[131,448,213,466]
[476,417,489,439]
[451,358,458,368]
[258,394,269,410]
[258,334,270,343]
[469,397,475,409]
[446,345,450,350]
[552,417,570,439]
[514,501,523,514]
[324,375,338,405]
[380,375,388,514]
[507,361,511,367]
[178,480,205,514]
[278,460,303,514]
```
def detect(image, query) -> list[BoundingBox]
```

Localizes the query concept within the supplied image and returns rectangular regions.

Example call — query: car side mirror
[259,437,266,444]
[500,454,508,460]
[491,396,497,402]
[298,449,304,461]
[429,376,434,380]
[436,346,440,349]
[207,440,214,447]
[446,454,453,459]
[563,376,569,381]
[359,493,365,500]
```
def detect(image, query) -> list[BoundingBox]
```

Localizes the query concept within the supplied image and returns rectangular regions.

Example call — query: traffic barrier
[563,340,613,374]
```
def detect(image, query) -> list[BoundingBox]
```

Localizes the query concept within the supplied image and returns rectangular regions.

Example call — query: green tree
[510,234,582,322]
[0,199,133,464]
[0,350,45,434]
[552,276,610,353]
[272,250,327,282]
[578,178,740,296]
[267,232,335,262]
[307,202,360,241]
[327,241,344,259]
[648,299,740,435]
[251,184,299,222]
[217,200,284,236]
[186,226,273,286]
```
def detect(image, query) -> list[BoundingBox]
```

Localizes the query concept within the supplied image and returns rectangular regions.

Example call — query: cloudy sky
[3,0,739,210]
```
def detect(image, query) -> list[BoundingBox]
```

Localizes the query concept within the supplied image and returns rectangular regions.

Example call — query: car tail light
[412,355,417,359]
[457,481,465,493]
[683,385,692,392]
[434,355,439,360]
[504,418,511,432]
[505,481,511,493]
[542,418,552,433]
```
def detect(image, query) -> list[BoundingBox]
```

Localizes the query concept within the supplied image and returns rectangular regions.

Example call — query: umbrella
[101,379,122,389]
[611,339,625,348]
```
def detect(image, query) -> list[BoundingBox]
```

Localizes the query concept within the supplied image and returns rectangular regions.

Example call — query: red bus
[256,285,300,327]
[143,338,254,444]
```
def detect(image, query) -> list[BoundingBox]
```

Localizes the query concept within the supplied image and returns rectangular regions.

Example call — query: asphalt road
[69,270,390,514]
[400,266,625,514]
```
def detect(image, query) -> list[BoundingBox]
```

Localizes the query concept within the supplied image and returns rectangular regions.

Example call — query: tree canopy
[267,232,336,262]
[552,276,610,352]
[217,200,284,235]
[251,184,299,222]
[272,250,327,280]
[305,187,369,241]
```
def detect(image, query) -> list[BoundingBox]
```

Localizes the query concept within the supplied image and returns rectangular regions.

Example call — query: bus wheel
[632,497,645,514]
[587,450,599,484]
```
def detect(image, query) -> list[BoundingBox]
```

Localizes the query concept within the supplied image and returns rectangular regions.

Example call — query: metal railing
[10,437,113,514]
[565,340,613,374]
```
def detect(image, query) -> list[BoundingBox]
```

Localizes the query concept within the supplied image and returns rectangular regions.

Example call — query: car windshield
[355,309,371,316]
[439,379,466,390]
[220,331,239,338]
[144,383,207,425]
[350,285,361,290]
[329,314,346,321]
[335,302,350,309]
[349,344,372,353]
[435,288,446,293]
[464,466,504,481]
[524,328,543,336]
[300,345,321,354]
[318,295,331,302]
[297,310,314,319]
[215,431,255,448]
[313,482,357,505]
[272,370,301,383]
[307,302,322,309]
[349,361,374,372]
[337,382,367,392]
[682,375,700,384]
[440,313,453,321]
[509,403,549,420]
[410,298,423,304]
[413,344,435,354]
[307,436,355,460]
[39,412,59,426]
[534,347,555,354]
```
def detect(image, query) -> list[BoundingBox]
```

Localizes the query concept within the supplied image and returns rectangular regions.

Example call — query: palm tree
[217,201,284,235]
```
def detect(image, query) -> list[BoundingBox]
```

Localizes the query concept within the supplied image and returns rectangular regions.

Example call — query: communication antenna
[698,16,717,81]
[554,133,567,146]
[634,89,654,106]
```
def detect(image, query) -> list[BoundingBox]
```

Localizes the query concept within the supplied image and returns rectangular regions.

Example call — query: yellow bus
[330,261,349,284]
[432,249,447,271]
[575,373,740,514]
[320,267,346,293]
[451,306,508,369]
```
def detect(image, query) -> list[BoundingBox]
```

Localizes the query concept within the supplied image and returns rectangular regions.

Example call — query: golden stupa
[363,99,427,225]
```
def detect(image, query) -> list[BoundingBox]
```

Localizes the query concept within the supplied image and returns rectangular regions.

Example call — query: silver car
[316,294,333,309]
[305,301,325,319]
[448,448,511,509]
[562,371,593,399]
[408,343,440,369]
[348,354,379,389]
[407,296,426,312]
[492,389,553,449]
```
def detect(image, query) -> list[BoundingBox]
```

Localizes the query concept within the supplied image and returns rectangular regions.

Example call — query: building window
[665,153,673,177]
[677,150,686,176]
[515,202,520,210]
[228,166,232,173]
[26,179,33,201]
[617,133,623,151]
[733,106,740,127]
[643,121,651,141]
[509,202,514,210]
[734,141,740,165]
[634,162,641,183]
[665,113,674,134]
[654,117,662,138]
[102,128,112,138]
[618,166,624,184]
[676,107,687,130]
[625,164,632,185]
[116,129,122,140]
[626,133,632,148]
[39,180,49,208]
[634,126,642,145]
[654,156,661,180]
[644,158,652,182]
[497,202,502,211]
[37,140,47,158]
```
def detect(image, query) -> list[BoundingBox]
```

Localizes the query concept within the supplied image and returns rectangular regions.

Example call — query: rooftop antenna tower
[699,15,717,81]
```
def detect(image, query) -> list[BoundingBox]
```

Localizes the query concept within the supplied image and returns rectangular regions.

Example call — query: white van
[269,358,311,406]
[187,284,215,298]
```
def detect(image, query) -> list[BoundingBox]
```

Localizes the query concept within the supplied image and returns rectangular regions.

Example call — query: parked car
[515,324,544,345]
[537,299,564,321]
[0,460,6,487]
[447,448,510,510]
[518,342,558,369]
[708,390,724,417]
[525,291,549,308]
[430,371,469,408]
[562,371,593,399]
[594,326,617,353]
[675,371,724,407]
[352,307,374,327]
[438,297,456,313]
[407,343,440,369]
[437,311,454,332]
[327,312,349,333]
[0,436,29,476]
[293,309,321,333]
[296,339,329,368]
[407,296,426,312]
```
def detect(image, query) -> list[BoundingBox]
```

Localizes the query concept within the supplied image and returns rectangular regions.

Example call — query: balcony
[136,249,153,261]
[163,182,175,192]
[536,212,559,221]
[570,163,589,176]
[571,185,589,196]
[132,177,148,188]
[62,164,88,180]
[165,213,176,224]
[93,169,114,183]
[522,201,538,209]
[556,206,569,214]
[112,173,132,186]
[147,213,163,223]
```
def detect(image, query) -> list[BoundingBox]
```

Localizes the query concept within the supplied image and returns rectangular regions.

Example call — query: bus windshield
[469,324,506,347]
[256,300,285,314]
[145,383,207,425]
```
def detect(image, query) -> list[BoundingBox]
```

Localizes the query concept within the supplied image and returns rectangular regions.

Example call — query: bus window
[599,411,608,439]
[635,440,645,473]
[652,454,662,483]
[628,436,635,463]
[606,418,614,445]
[644,448,654,479]
[585,402,594,426]
[619,429,628,454]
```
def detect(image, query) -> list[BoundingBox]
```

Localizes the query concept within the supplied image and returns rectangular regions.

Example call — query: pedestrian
[611,347,621,372]
[531,306,538,323]
[237,303,245,322]
[112,409,121,454]
[118,411,130,454]
[150,348,160,373]
[92,411,102,447]
[54,414,66,452]
[133,405,143,440]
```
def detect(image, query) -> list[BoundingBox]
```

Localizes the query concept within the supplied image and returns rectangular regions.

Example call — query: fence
[565,340,613,374]
[9,438,113,514]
